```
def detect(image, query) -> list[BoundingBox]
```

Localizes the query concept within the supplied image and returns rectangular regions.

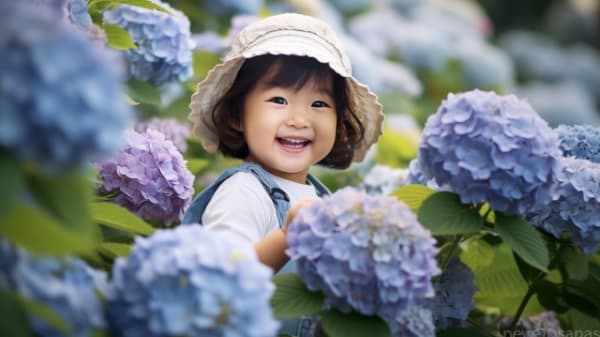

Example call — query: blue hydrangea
[106,225,279,337]
[96,129,195,224]
[359,164,410,196]
[103,0,194,86]
[134,117,191,153]
[67,0,92,29]
[406,158,443,190]
[0,240,107,337]
[556,124,600,163]
[286,187,440,329]
[526,157,600,254]
[203,0,263,15]
[382,304,435,337]
[418,90,562,215]
[0,2,133,174]
[454,40,515,90]
[429,258,477,329]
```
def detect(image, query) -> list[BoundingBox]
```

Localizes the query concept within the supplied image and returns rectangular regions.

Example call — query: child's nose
[286,106,310,128]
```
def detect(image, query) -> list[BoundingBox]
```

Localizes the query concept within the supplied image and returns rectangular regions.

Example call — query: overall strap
[181,162,290,227]
[307,173,330,197]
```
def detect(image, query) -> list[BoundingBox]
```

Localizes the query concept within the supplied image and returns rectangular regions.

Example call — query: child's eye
[268,96,287,105]
[312,101,330,108]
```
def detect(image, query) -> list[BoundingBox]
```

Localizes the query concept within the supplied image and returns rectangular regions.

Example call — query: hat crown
[228,13,351,73]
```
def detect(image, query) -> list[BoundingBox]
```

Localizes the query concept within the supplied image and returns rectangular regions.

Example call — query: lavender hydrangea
[556,124,600,163]
[0,240,107,337]
[527,157,600,254]
[418,90,562,215]
[500,311,562,337]
[106,225,278,337]
[0,2,132,173]
[134,117,191,153]
[103,0,193,86]
[384,304,435,337]
[96,129,194,224]
[286,187,440,332]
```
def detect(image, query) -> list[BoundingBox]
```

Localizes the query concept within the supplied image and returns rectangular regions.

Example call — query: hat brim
[189,38,383,163]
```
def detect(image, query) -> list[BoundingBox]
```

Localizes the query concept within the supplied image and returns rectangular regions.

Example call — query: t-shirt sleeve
[201,172,278,243]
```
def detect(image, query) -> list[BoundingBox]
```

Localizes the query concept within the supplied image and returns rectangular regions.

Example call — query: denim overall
[182,162,330,337]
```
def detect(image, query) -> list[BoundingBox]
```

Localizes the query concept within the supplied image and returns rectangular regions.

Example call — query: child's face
[241,74,337,183]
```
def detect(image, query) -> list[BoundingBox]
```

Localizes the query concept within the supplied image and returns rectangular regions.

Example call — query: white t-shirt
[201,171,319,243]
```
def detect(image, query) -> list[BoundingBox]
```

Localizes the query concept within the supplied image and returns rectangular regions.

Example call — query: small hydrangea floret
[556,124,600,163]
[106,226,279,337]
[134,117,191,153]
[418,89,562,215]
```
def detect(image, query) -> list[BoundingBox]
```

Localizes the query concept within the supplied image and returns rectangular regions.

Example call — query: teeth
[282,138,306,144]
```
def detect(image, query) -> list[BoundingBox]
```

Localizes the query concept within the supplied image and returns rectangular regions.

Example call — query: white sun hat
[189,12,384,162]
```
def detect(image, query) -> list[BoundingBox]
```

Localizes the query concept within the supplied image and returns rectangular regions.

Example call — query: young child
[184,12,383,273]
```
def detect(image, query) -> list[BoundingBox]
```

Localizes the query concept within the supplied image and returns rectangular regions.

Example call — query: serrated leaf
[495,214,549,272]
[127,79,161,105]
[91,202,154,235]
[459,237,494,272]
[0,203,92,255]
[0,152,24,214]
[391,184,435,212]
[271,273,324,318]
[103,24,136,50]
[417,192,483,235]
[320,309,391,337]
[27,170,96,241]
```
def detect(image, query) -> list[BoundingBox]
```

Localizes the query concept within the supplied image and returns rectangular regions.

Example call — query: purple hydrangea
[556,124,600,163]
[96,129,195,224]
[500,311,562,337]
[134,117,191,153]
[103,0,194,86]
[286,187,440,331]
[527,157,600,254]
[0,2,133,174]
[429,258,477,329]
[385,304,435,337]
[106,225,279,337]
[418,90,562,215]
[0,240,108,337]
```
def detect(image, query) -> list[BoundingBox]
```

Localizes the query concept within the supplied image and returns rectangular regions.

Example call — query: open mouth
[277,137,311,149]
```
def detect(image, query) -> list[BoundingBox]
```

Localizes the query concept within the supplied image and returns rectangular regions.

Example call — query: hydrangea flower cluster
[417,90,562,215]
[556,124,600,163]
[388,304,435,337]
[359,164,410,195]
[0,240,107,337]
[526,157,600,254]
[134,117,191,153]
[103,0,194,86]
[428,258,477,329]
[96,129,195,224]
[406,158,443,190]
[500,311,561,337]
[67,0,92,29]
[0,2,132,174]
[106,225,279,337]
[286,187,440,333]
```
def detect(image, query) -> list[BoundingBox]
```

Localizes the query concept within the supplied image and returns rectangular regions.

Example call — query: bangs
[250,54,337,92]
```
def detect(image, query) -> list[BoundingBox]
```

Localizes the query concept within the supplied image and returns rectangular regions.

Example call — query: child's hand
[283,198,315,234]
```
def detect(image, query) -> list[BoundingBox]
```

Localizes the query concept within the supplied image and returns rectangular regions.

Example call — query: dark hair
[211,54,364,169]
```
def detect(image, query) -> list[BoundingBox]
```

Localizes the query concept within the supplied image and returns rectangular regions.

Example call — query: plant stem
[440,235,462,270]
[508,272,545,331]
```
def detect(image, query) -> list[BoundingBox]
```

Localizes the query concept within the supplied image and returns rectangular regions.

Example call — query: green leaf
[513,251,545,284]
[0,291,34,337]
[103,24,136,50]
[91,202,155,235]
[19,296,70,336]
[320,309,391,337]
[391,184,435,212]
[0,152,24,214]
[193,51,222,79]
[535,280,569,313]
[559,308,600,331]
[127,79,161,106]
[98,242,132,258]
[459,236,494,272]
[186,158,209,175]
[270,273,324,318]
[27,170,96,241]
[112,0,173,14]
[495,214,549,272]
[0,203,93,255]
[559,245,589,281]
[417,192,483,235]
